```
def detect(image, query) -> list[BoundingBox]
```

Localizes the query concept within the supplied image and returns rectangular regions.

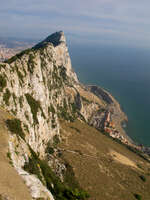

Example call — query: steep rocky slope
[0,31,150,200]
[0,107,32,200]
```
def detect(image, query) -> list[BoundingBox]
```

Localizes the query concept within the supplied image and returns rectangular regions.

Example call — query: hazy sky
[0,0,150,47]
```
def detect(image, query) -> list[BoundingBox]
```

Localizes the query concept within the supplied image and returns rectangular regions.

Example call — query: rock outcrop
[0,31,129,199]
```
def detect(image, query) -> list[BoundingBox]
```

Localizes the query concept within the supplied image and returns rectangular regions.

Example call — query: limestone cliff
[0,31,141,200]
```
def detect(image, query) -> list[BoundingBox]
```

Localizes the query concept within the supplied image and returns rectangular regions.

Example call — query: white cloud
[0,0,150,47]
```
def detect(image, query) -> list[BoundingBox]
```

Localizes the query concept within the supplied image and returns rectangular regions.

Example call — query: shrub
[19,96,24,108]
[27,53,35,74]
[134,194,142,200]
[15,64,24,83]
[5,48,32,64]
[6,118,25,139]
[25,93,45,124]
[53,135,60,147]
[46,142,55,154]
[24,146,89,200]
[3,88,11,106]
[48,104,55,114]
[12,93,17,106]
[58,105,74,122]
[59,66,67,81]
[7,151,11,160]
[0,75,7,91]
[0,64,6,69]
[139,175,146,182]
[23,157,43,182]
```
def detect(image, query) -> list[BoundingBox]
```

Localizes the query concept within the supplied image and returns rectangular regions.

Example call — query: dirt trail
[0,108,32,200]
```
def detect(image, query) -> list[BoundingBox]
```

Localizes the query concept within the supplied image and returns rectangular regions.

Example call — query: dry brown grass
[109,149,138,169]
[59,120,150,200]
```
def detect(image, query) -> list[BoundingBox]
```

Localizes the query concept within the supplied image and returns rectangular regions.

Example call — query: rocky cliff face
[0,31,129,199]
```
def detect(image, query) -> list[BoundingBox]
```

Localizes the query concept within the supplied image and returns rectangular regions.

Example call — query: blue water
[69,44,150,146]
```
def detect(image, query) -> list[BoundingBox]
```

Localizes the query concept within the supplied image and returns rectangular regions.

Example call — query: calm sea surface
[69,44,150,146]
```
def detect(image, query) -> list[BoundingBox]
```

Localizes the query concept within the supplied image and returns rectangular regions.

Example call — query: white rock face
[54,32,78,82]
[0,32,79,157]
[9,135,54,200]
[0,31,79,199]
[0,31,126,199]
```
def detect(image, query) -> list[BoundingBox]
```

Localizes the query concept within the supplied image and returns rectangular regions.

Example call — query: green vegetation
[6,151,13,165]
[139,175,146,182]
[24,146,89,200]
[6,151,13,166]
[71,103,78,115]
[3,88,11,106]
[51,65,64,89]
[45,142,55,154]
[53,135,60,146]
[19,96,24,108]
[5,48,32,64]
[15,64,24,83]
[45,135,60,154]
[134,194,142,200]
[57,99,80,122]
[0,75,7,91]
[23,156,43,182]
[47,65,69,90]
[7,151,11,160]
[23,124,29,133]
[59,66,67,81]
[0,63,6,69]
[25,93,45,124]
[64,161,80,188]
[137,164,143,169]
[58,105,74,122]
[6,118,25,139]
[48,104,55,114]
[40,56,47,69]
[27,53,35,74]
[12,93,17,106]
[11,109,17,116]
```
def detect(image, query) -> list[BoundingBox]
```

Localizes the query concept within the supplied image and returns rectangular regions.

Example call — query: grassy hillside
[58,120,150,200]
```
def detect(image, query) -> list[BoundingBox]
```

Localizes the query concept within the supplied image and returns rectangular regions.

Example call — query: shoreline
[104,88,134,144]
[93,85,150,157]
[88,85,139,146]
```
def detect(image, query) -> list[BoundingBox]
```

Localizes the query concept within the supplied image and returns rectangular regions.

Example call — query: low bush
[134,193,142,200]
[139,175,146,182]
[53,135,60,146]
[0,75,7,91]
[25,94,45,124]
[6,118,25,139]
[46,144,55,154]
[3,88,11,106]
[24,146,89,200]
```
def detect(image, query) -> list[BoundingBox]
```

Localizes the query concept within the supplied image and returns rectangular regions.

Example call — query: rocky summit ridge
[0,32,150,200]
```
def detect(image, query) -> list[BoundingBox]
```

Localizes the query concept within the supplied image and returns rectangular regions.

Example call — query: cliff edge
[0,31,149,200]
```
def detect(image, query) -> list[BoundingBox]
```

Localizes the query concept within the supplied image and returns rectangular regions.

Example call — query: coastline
[88,85,150,158]
[88,85,135,145]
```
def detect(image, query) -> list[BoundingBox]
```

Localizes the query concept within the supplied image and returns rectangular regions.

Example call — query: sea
[69,43,150,146]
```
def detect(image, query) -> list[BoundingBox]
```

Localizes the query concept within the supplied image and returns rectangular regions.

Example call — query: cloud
[0,0,150,47]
